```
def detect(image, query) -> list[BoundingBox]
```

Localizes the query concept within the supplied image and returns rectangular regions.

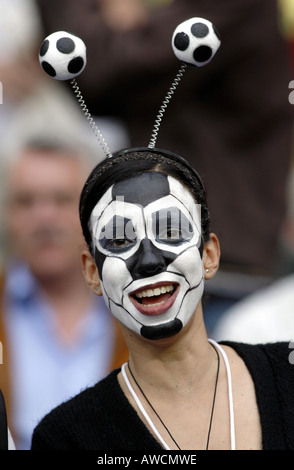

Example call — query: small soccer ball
[172,18,221,67]
[39,31,87,81]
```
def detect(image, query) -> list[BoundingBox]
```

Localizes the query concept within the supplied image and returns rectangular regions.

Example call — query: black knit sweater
[31,342,294,450]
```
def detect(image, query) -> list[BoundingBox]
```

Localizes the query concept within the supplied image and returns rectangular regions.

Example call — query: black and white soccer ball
[172,18,221,67]
[39,31,86,81]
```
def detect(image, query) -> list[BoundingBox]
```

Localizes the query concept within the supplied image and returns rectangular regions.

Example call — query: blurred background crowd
[0,0,293,449]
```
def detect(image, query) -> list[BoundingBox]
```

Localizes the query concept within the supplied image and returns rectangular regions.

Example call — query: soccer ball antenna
[39,18,220,158]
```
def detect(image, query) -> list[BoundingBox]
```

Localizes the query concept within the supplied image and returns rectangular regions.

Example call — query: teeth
[135,284,174,299]
[144,300,166,307]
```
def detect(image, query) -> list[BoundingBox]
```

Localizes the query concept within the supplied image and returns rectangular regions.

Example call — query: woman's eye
[159,228,185,244]
[153,208,194,245]
[107,237,135,251]
[98,216,137,252]
[110,238,129,247]
[166,228,182,240]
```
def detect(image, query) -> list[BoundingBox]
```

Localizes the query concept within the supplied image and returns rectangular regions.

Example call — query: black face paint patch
[112,172,170,207]
[140,319,183,340]
[126,237,177,281]
[94,246,106,281]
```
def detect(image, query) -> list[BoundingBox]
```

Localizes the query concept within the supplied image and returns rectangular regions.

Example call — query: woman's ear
[203,233,220,280]
[81,248,103,295]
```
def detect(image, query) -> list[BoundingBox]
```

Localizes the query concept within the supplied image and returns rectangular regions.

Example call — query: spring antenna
[71,79,113,158]
[148,63,187,149]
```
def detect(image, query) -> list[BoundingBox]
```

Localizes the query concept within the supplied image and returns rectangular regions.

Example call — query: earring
[205,269,209,273]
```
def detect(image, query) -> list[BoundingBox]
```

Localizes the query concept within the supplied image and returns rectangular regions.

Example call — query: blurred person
[213,273,294,344]
[37,0,294,336]
[213,167,294,344]
[0,0,129,264]
[0,136,128,450]
[0,0,42,101]
[0,0,46,142]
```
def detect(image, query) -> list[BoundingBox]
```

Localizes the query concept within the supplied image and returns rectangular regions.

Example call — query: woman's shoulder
[223,340,294,392]
[223,340,292,364]
[223,341,294,449]
[31,369,121,449]
[53,368,121,413]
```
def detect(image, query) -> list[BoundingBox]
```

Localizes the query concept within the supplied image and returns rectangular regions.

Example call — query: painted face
[89,172,204,340]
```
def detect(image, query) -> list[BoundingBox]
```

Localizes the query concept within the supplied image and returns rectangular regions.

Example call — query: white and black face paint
[89,172,204,340]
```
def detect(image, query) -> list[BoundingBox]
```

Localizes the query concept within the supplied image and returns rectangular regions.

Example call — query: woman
[31,148,294,450]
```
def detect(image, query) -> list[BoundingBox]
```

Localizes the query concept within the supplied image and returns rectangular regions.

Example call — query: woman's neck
[121,306,216,395]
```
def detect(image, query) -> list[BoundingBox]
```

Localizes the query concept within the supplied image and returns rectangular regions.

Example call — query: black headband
[79,147,208,251]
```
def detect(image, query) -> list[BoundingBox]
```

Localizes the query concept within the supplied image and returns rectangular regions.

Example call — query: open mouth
[129,282,179,316]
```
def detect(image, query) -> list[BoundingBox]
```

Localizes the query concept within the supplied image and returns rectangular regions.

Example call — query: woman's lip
[129,282,180,316]
[130,281,179,296]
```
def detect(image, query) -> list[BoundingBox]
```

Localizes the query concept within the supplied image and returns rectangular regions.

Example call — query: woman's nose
[127,238,176,281]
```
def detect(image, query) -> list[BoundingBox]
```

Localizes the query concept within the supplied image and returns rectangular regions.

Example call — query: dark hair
[79,148,211,252]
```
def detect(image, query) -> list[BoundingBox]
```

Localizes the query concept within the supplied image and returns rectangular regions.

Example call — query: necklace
[124,340,220,450]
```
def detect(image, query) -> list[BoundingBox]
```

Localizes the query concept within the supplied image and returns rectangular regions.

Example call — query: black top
[31,342,294,450]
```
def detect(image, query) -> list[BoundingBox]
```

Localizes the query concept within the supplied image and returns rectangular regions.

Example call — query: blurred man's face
[6,148,88,280]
